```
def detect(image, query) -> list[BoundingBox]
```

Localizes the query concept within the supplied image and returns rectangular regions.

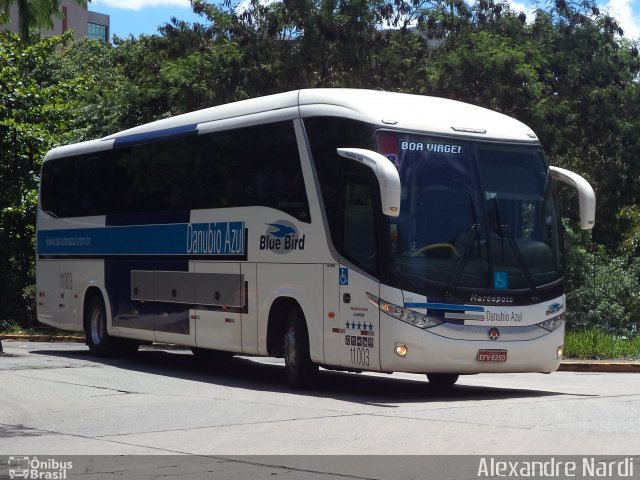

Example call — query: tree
[52,38,137,139]
[563,222,640,336]
[409,0,640,246]
[0,32,84,325]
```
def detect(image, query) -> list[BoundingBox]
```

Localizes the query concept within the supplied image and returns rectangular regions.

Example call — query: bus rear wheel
[283,308,318,389]
[85,295,115,357]
[426,373,459,387]
[85,295,138,356]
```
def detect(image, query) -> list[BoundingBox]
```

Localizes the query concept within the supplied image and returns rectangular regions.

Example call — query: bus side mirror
[549,166,596,230]
[337,148,401,217]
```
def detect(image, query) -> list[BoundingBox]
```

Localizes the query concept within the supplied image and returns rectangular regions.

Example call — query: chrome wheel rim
[284,326,296,369]
[90,308,104,345]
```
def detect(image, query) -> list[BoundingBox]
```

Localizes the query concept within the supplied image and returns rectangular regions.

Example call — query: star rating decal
[345,321,374,331]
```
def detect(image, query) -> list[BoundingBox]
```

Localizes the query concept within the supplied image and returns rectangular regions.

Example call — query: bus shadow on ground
[33,346,568,405]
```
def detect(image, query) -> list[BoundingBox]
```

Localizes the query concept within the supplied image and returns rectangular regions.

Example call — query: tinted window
[305,117,380,275]
[40,121,310,222]
[376,131,561,292]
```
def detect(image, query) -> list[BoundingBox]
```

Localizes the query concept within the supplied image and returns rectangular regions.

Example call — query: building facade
[3,1,110,42]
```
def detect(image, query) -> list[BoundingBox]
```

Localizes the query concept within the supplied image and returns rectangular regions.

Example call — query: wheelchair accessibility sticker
[494,271,508,290]
[339,268,349,286]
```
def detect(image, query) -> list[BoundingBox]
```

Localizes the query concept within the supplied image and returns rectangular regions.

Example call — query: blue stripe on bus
[37,222,245,257]
[112,123,198,148]
[404,303,485,312]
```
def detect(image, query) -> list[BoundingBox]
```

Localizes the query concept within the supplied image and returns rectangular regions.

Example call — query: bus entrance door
[336,267,381,371]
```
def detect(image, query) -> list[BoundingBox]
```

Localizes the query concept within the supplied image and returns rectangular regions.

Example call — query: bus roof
[45,89,539,160]
[299,89,538,142]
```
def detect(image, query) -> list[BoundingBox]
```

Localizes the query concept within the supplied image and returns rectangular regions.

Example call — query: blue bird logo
[267,223,296,238]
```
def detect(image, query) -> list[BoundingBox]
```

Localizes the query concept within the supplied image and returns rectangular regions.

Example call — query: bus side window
[200,122,311,222]
[41,121,311,222]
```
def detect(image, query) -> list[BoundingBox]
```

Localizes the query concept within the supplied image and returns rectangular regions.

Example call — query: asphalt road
[0,341,639,478]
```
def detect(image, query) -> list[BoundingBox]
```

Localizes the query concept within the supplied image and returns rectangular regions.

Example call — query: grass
[564,329,640,360]
[0,319,64,337]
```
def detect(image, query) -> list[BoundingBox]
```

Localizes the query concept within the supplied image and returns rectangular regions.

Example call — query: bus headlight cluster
[367,293,443,329]
[537,313,565,332]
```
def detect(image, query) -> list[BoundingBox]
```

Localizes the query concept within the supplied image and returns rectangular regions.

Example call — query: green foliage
[618,205,640,257]
[50,39,140,139]
[563,223,640,336]
[0,32,82,325]
[422,1,640,249]
[0,317,59,334]
[564,329,640,359]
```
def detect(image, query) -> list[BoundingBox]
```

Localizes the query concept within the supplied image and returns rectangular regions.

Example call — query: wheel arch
[266,296,308,358]
[82,284,111,334]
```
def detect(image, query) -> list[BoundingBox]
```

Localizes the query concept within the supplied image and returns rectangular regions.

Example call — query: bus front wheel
[283,309,318,389]
[426,373,459,387]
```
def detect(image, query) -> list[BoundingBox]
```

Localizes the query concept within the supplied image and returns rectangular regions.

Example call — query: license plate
[477,349,508,362]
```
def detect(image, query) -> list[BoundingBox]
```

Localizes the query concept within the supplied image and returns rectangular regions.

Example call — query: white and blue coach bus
[36,89,595,388]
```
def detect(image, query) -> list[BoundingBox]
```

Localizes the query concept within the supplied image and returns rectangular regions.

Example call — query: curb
[557,360,640,373]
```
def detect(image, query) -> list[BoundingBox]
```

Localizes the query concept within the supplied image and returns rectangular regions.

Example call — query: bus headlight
[537,314,565,332]
[367,293,443,329]
[395,343,408,357]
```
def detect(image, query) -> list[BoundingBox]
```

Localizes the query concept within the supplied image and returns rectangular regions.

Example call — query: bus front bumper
[379,319,564,375]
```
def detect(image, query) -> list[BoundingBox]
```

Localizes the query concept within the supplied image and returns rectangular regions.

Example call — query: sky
[91,0,203,38]
[91,0,640,40]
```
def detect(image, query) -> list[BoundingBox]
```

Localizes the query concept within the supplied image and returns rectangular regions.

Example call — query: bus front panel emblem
[488,327,500,341]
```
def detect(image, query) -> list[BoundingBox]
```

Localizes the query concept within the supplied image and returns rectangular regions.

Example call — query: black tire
[426,373,459,387]
[85,295,116,357]
[283,308,318,389]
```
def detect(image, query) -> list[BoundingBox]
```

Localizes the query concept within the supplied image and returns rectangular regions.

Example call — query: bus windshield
[377,132,562,294]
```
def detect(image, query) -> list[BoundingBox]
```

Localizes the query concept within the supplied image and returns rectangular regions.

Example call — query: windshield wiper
[499,224,538,301]
[445,223,480,298]
[490,197,538,301]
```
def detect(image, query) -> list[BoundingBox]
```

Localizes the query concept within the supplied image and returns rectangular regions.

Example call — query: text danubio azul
[186,222,244,255]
